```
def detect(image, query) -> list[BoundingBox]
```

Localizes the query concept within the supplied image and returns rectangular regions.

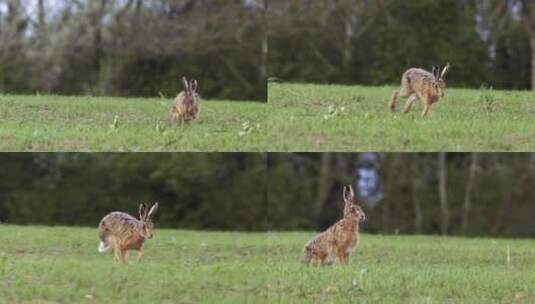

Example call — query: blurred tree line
[3,152,535,237]
[268,153,535,238]
[0,153,267,231]
[0,0,266,101]
[269,0,535,90]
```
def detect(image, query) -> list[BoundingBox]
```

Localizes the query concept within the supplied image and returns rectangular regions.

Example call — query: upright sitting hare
[390,63,450,116]
[98,202,159,263]
[302,185,366,266]
[170,76,201,123]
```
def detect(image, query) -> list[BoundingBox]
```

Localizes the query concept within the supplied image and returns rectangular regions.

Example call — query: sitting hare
[98,202,159,263]
[302,185,366,266]
[170,76,201,123]
[390,63,450,116]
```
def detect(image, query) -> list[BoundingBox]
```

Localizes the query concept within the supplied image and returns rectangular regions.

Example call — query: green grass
[2,226,535,303]
[0,95,267,151]
[268,83,535,151]
[268,232,535,303]
[0,225,269,303]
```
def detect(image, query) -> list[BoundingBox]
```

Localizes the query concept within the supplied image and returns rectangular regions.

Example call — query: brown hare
[302,185,366,266]
[170,76,201,123]
[98,202,159,263]
[390,63,450,116]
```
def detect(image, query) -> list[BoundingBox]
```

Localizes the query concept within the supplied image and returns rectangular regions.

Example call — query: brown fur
[170,76,201,123]
[302,185,366,266]
[98,202,159,263]
[390,64,450,116]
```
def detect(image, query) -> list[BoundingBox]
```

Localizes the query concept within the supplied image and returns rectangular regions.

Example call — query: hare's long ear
[182,76,189,91]
[139,203,147,220]
[433,65,440,79]
[191,80,198,92]
[440,63,450,79]
[148,202,159,220]
[343,185,355,204]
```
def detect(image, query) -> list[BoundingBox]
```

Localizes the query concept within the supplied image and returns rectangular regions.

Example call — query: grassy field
[268,83,535,151]
[2,226,535,303]
[0,226,269,303]
[268,232,535,303]
[0,95,267,151]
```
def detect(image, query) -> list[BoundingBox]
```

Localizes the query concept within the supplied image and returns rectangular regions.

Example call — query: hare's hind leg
[113,247,121,263]
[111,240,121,263]
[402,94,418,113]
[117,248,129,264]
[389,90,399,112]
[390,88,411,112]
[136,248,144,263]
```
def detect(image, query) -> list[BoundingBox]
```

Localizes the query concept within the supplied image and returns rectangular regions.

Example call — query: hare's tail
[98,241,111,253]
[390,90,399,112]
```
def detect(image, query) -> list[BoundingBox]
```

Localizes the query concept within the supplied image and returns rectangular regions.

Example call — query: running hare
[170,76,201,123]
[390,64,450,116]
[98,202,159,263]
[302,185,366,266]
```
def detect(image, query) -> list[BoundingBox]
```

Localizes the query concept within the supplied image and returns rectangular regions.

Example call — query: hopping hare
[390,64,450,116]
[98,202,159,263]
[170,76,201,123]
[302,185,366,266]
